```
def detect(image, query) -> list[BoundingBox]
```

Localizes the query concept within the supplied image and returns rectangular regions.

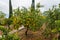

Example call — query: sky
[0,0,60,18]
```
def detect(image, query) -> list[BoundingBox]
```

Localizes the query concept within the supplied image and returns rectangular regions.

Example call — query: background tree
[7,0,13,29]
[9,0,12,18]
[43,4,60,40]
[31,0,35,11]
[0,11,6,25]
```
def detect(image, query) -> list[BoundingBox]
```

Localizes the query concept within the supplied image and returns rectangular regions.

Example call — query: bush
[0,25,20,40]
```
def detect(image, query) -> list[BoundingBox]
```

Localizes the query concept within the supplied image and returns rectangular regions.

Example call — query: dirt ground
[17,23,50,40]
[11,22,59,40]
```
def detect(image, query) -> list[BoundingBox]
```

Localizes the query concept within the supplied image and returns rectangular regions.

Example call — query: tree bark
[9,0,12,18]
[25,26,29,36]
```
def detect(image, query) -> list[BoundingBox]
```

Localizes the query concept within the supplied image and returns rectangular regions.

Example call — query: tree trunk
[25,26,29,36]
[9,0,12,18]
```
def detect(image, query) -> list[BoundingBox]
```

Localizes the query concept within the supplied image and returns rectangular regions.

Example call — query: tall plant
[31,0,35,11]
[9,0,12,18]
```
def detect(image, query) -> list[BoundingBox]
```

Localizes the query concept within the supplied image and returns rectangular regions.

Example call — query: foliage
[0,26,20,40]
[0,26,8,34]
[11,5,45,31]
[42,4,60,39]
[0,11,6,25]
[0,0,60,39]
[0,11,6,18]
[6,34,20,40]
[0,34,20,40]
[44,4,60,30]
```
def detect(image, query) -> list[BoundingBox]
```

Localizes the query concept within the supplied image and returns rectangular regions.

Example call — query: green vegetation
[0,0,60,40]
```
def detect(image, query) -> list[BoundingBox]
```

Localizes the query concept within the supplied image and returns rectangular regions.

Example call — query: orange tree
[11,4,45,36]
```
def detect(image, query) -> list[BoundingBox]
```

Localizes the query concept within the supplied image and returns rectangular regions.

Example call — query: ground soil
[18,23,50,40]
